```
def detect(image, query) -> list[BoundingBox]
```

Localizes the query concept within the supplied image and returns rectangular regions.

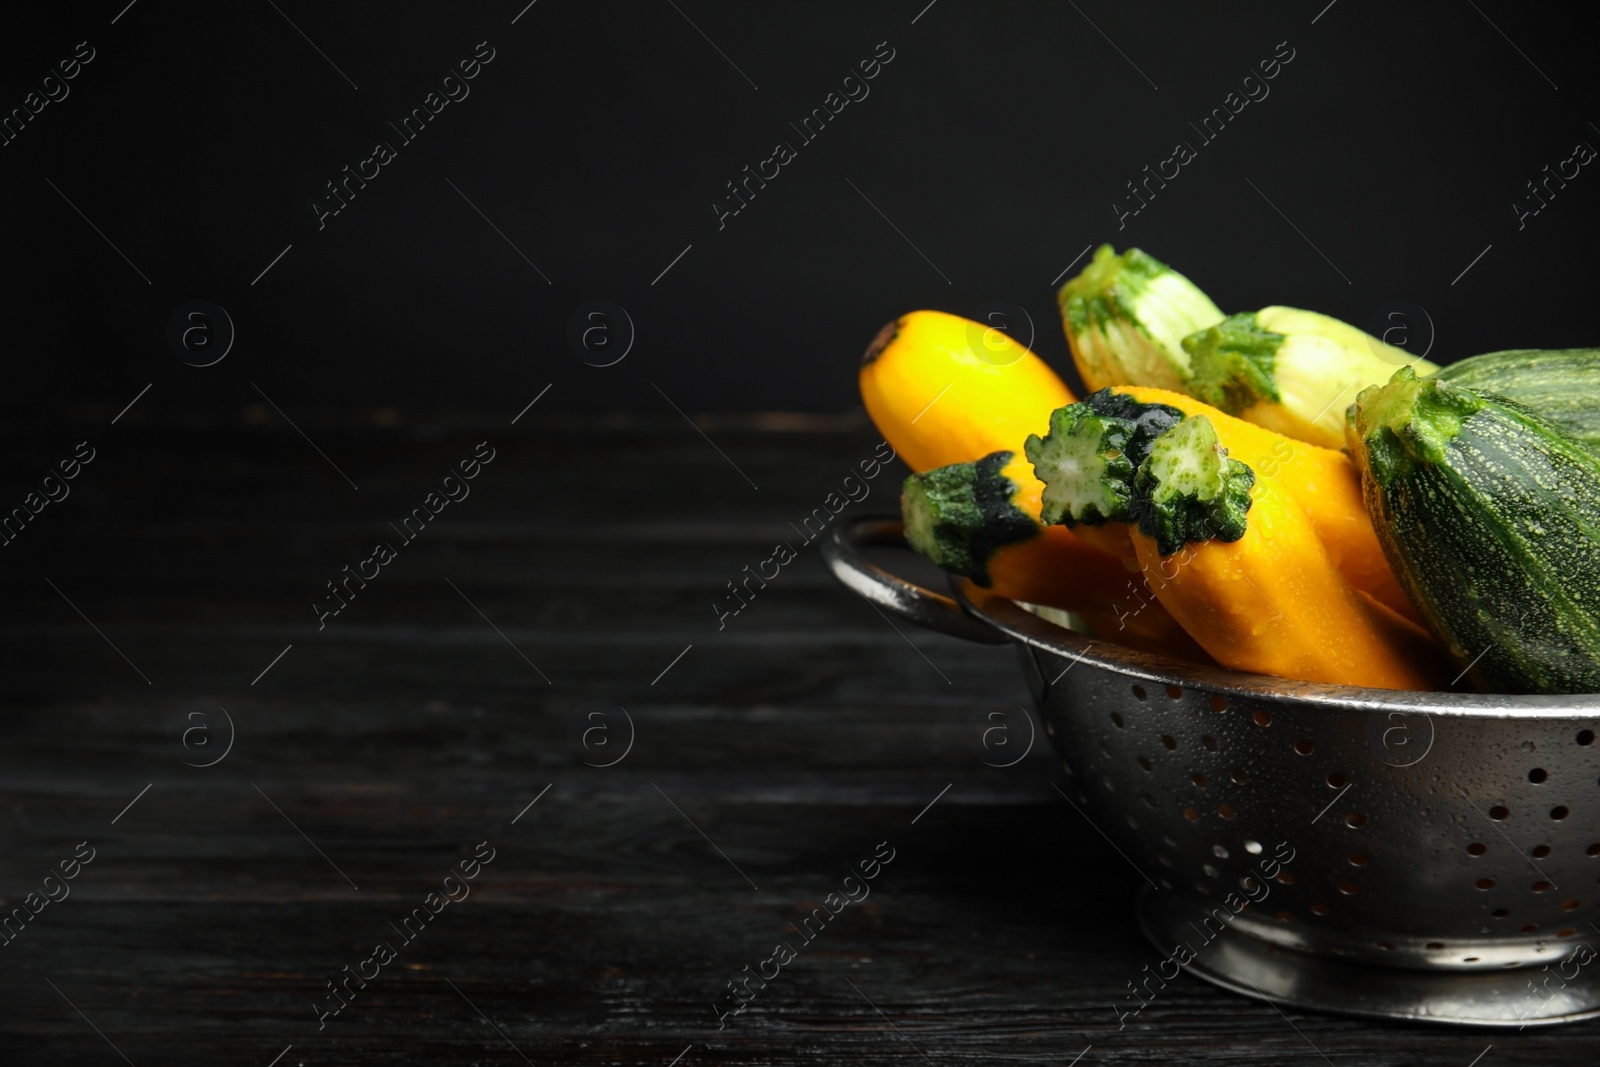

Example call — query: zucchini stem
[1130,415,1256,555]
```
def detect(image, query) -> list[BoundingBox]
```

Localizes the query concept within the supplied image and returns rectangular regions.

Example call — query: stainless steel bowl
[825,517,1600,1027]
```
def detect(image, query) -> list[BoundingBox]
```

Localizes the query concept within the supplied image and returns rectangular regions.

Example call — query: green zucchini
[1183,306,1439,450]
[1349,367,1600,694]
[1436,349,1600,452]
[1058,245,1225,393]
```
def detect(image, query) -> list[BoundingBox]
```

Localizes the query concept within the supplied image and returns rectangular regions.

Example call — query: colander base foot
[1137,888,1600,1027]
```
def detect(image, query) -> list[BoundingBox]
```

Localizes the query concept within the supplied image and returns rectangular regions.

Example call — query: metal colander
[824,518,1600,1027]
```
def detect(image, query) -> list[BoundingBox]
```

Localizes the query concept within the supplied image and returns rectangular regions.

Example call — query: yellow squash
[860,311,1202,660]
[861,310,1075,472]
[1132,476,1451,691]
[1114,385,1419,624]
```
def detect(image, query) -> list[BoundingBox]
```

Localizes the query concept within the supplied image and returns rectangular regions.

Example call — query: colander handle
[821,517,1010,645]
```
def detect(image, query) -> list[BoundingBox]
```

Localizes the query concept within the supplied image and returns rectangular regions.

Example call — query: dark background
[5,3,1600,1063]
[2,0,1596,432]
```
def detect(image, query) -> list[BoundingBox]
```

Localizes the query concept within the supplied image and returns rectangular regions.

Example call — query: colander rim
[957,579,1600,718]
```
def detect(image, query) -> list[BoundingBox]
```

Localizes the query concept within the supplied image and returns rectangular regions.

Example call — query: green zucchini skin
[1436,348,1600,452]
[1351,370,1600,694]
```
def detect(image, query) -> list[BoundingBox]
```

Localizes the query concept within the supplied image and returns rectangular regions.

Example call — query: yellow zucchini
[1113,386,1419,625]
[860,310,1075,472]
[1128,416,1452,690]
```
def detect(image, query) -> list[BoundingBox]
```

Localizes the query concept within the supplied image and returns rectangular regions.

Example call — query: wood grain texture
[1,418,1595,1063]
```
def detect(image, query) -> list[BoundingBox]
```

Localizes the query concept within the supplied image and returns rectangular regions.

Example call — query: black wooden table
[2,412,1595,1064]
